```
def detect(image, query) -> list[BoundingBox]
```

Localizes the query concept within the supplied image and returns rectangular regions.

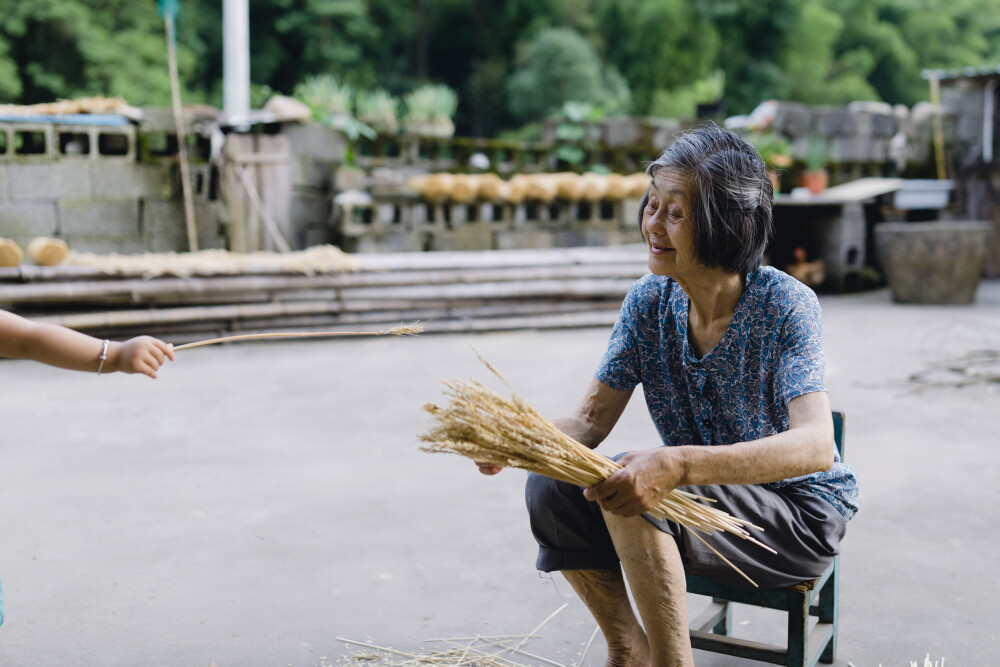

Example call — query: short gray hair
[644,124,773,276]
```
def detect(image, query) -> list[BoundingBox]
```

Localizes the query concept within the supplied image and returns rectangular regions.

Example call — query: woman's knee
[525,472,582,514]
[524,472,617,560]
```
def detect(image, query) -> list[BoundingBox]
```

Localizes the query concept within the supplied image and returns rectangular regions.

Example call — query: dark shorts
[525,472,847,589]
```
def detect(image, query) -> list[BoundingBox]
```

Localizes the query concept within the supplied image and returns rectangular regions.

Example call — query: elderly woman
[479,125,858,666]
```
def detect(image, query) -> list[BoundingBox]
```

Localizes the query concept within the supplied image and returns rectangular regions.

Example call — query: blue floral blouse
[596,266,859,520]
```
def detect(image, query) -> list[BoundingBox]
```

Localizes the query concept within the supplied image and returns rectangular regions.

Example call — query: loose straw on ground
[173,322,423,351]
[576,626,600,667]
[335,604,575,667]
[420,350,776,587]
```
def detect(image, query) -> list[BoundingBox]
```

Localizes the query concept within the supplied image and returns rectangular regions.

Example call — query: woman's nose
[644,210,666,234]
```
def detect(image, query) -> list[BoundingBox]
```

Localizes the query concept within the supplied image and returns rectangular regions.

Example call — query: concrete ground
[1,280,998,667]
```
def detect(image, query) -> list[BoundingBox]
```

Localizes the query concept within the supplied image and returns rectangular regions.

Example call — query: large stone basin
[874,220,993,304]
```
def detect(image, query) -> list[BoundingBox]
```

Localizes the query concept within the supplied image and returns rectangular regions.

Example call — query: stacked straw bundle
[420,354,775,586]
[406,172,649,204]
[0,238,23,267]
[0,95,140,118]
[28,237,70,266]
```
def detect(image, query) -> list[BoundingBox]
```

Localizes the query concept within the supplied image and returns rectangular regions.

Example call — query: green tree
[595,0,719,115]
[779,1,879,105]
[0,0,203,106]
[246,0,378,94]
[700,0,801,115]
[4,0,1000,134]
[506,27,630,123]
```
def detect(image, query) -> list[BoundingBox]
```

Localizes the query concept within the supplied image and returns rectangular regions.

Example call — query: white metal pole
[223,0,250,126]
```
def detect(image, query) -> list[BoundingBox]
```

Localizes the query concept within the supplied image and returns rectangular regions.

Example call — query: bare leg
[561,568,652,667]
[604,512,694,667]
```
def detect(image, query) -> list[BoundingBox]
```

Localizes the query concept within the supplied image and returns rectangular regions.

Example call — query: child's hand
[113,336,175,379]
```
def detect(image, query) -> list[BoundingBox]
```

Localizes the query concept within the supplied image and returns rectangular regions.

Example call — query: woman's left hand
[583,448,686,517]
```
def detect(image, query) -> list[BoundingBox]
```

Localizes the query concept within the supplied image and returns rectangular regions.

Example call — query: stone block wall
[333,195,641,254]
[0,117,226,257]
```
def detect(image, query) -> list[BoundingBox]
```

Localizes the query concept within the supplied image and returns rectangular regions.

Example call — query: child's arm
[0,310,175,378]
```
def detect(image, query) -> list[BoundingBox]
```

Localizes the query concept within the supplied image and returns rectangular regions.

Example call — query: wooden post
[164,11,199,252]
[928,71,948,181]
[255,133,293,251]
[222,140,248,252]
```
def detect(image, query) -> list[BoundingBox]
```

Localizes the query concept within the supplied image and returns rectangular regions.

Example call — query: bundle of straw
[64,244,359,278]
[0,238,23,267]
[28,237,69,266]
[420,352,775,586]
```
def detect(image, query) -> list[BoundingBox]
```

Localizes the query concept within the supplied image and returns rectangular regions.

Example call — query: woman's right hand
[475,458,504,476]
[113,336,175,378]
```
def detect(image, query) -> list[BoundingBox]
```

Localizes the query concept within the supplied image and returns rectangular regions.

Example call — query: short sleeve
[595,282,644,391]
[777,285,826,405]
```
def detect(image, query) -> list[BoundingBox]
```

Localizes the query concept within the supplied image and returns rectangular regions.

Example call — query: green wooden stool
[685,411,845,667]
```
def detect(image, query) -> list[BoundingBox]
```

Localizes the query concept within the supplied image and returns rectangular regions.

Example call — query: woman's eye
[667,206,683,219]
[645,198,659,213]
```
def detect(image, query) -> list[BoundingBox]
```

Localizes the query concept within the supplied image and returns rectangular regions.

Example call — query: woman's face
[642,169,701,279]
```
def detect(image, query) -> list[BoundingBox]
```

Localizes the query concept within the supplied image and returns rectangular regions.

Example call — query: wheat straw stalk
[173,322,423,351]
[420,351,776,587]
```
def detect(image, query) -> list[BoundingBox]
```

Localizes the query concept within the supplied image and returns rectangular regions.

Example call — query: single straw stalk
[420,351,776,586]
[174,322,423,351]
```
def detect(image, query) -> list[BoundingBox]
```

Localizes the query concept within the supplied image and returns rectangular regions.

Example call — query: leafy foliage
[1,0,999,137]
[356,89,399,135]
[506,27,630,123]
[0,0,193,105]
[403,84,458,124]
[294,74,353,116]
[746,132,793,168]
[553,101,603,167]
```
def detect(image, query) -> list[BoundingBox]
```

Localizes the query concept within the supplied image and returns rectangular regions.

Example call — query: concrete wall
[0,119,226,257]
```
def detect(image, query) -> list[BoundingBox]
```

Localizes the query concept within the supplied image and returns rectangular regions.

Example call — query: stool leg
[711,598,732,636]
[818,558,839,663]
[786,592,809,667]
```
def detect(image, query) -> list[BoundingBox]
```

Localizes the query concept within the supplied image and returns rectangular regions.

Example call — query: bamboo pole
[29,298,620,330]
[233,162,292,252]
[353,244,646,272]
[0,245,647,283]
[34,310,623,344]
[0,272,642,305]
[163,11,199,252]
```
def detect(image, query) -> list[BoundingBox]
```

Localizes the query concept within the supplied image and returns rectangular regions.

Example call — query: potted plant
[801,135,830,194]
[294,74,354,124]
[293,74,375,177]
[552,101,604,170]
[356,89,400,135]
[402,84,458,139]
[747,131,793,194]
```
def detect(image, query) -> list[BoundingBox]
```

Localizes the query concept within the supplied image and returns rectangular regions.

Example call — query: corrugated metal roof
[922,64,1000,81]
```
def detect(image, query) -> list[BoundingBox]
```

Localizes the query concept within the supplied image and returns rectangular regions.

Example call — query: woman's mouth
[649,243,674,256]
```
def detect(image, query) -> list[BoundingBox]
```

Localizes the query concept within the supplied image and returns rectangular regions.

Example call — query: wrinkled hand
[475,456,504,476]
[583,448,685,517]
[113,336,175,379]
